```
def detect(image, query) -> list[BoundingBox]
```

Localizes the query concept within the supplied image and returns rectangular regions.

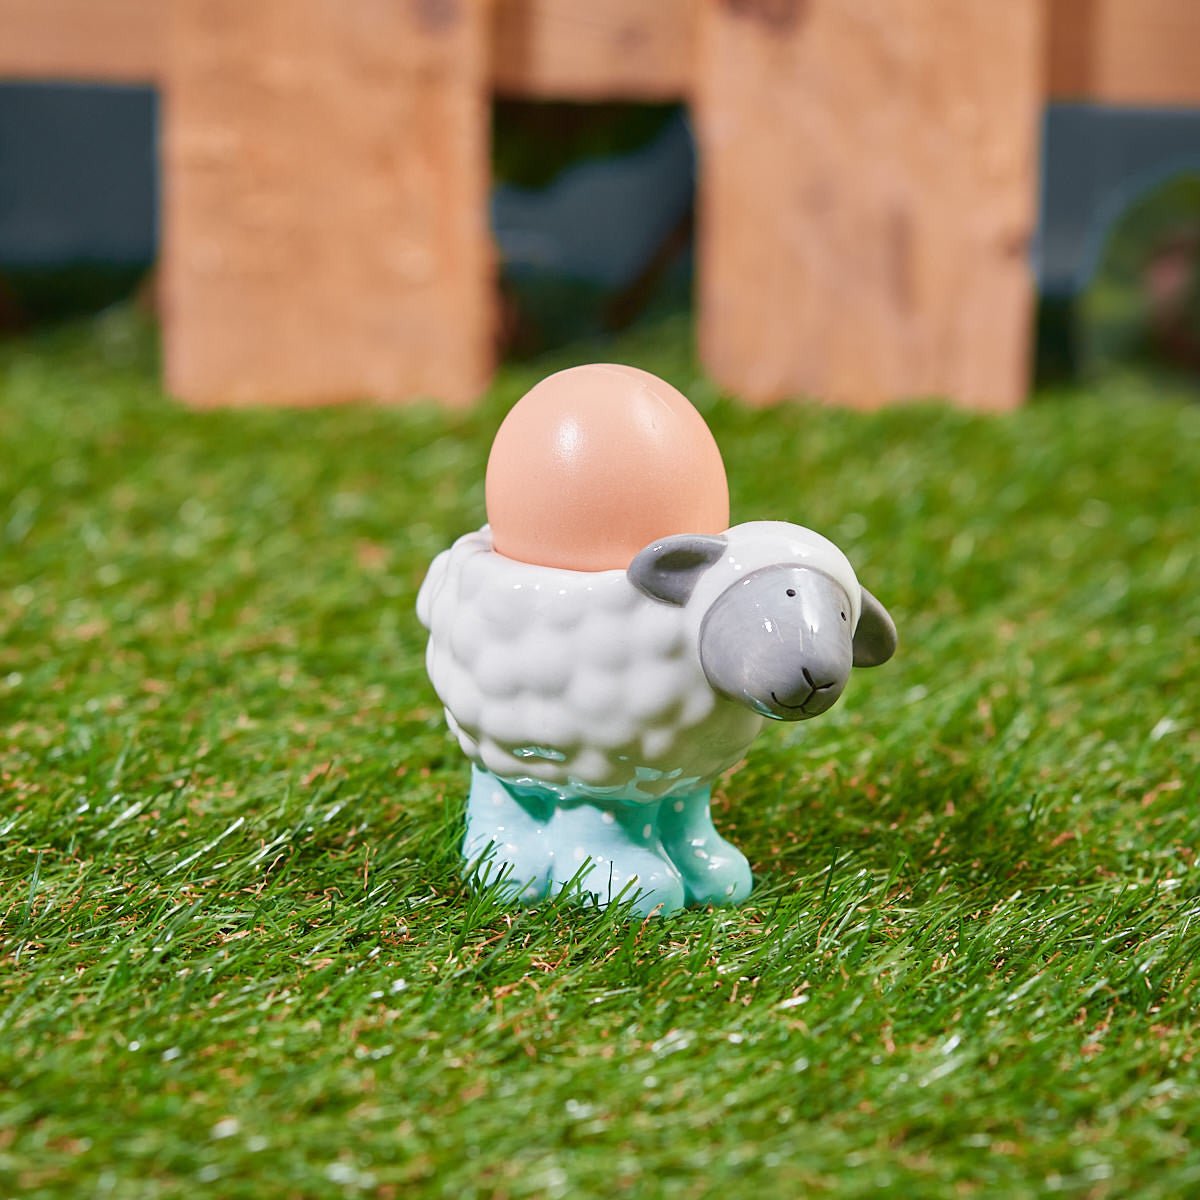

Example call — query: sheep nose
[803,667,837,693]
[770,668,844,716]
[800,674,845,716]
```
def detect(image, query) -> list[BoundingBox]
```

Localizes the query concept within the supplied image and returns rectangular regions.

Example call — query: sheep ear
[628,534,727,607]
[853,587,898,667]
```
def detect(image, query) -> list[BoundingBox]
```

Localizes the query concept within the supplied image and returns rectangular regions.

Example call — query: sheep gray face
[699,566,853,720]
[628,532,897,724]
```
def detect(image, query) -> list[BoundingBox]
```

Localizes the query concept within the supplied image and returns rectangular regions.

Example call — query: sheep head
[628,530,897,722]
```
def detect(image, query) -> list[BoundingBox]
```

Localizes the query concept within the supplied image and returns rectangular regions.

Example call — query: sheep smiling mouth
[771,671,837,714]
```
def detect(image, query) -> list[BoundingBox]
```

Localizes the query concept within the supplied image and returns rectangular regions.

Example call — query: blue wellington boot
[656,788,753,907]
[461,766,553,904]
[543,797,686,917]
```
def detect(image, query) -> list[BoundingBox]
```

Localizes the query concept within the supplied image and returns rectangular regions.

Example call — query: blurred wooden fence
[2,0,1198,408]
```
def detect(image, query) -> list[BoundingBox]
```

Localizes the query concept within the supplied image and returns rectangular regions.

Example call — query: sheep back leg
[462,766,552,904]
[657,788,753,907]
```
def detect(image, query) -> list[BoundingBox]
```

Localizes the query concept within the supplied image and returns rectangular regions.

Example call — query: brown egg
[485,364,730,571]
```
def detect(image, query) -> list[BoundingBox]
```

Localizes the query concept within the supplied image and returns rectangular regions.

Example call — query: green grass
[2,308,1199,1199]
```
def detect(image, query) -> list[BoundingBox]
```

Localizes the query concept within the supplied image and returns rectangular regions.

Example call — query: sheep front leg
[657,788,752,907]
[545,800,686,918]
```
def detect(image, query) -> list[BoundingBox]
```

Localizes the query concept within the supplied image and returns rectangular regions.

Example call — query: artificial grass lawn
[1,309,1198,1199]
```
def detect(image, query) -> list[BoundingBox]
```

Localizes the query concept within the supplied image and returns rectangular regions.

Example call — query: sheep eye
[840,611,847,621]
[786,588,796,598]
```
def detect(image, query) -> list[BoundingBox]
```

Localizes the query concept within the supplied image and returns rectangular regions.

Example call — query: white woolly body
[417,522,862,803]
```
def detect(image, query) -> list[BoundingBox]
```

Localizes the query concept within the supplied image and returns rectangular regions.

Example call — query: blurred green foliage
[1079,172,1200,383]
[492,101,681,190]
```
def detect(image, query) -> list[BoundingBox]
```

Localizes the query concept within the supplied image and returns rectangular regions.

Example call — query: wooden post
[694,0,1044,409]
[163,0,493,407]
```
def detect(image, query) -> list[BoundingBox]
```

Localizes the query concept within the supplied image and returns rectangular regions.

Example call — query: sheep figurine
[416,365,897,916]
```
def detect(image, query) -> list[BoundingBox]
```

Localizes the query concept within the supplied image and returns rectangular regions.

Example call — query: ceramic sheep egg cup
[417,364,897,917]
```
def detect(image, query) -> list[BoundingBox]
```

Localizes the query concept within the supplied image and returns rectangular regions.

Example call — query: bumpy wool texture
[417,522,862,802]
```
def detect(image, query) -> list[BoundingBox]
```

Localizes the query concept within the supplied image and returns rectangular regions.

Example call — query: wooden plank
[162,0,494,407]
[1047,0,1200,107]
[694,0,1044,410]
[3,0,1196,110]
[490,0,695,99]
[0,0,696,100]
[1045,0,1097,99]
[0,0,162,84]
